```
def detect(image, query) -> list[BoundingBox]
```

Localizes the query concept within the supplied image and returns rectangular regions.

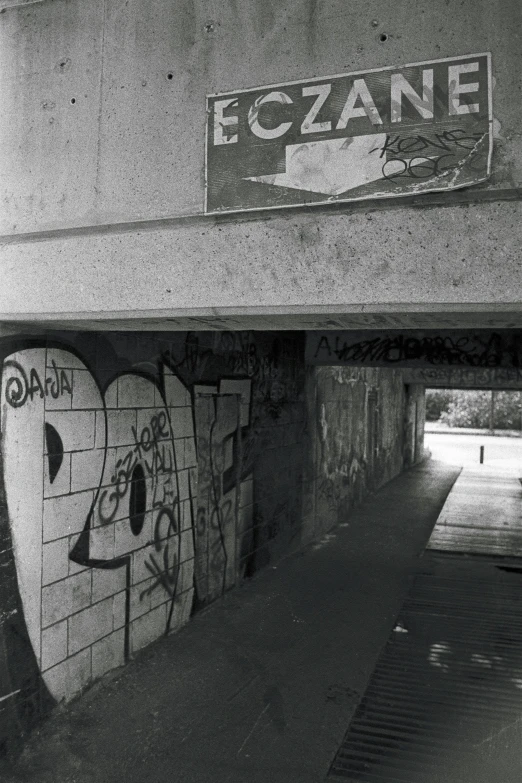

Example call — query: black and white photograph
[0,2,520,781]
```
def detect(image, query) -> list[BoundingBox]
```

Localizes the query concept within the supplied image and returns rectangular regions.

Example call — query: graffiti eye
[44,423,63,484]
[129,463,147,536]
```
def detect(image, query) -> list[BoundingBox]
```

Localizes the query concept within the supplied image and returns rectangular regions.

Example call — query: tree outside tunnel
[426,389,522,431]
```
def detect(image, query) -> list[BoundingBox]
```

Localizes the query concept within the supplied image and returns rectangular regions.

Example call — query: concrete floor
[0,460,459,783]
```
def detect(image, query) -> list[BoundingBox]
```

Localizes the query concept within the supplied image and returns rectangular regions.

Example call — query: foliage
[425,389,454,421]
[426,389,522,430]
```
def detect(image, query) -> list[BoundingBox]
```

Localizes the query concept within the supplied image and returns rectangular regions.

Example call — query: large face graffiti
[0,347,196,701]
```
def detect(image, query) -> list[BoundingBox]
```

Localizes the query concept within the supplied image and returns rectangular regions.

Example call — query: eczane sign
[205,53,492,214]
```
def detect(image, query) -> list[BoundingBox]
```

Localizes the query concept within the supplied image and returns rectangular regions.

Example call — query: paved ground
[425,432,522,475]
[425,431,522,556]
[427,467,522,556]
[0,460,459,783]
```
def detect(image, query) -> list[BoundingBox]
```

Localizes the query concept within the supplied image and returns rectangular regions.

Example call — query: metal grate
[327,551,522,782]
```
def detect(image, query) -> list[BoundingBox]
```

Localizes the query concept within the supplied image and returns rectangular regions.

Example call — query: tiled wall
[0,331,418,755]
[0,330,307,754]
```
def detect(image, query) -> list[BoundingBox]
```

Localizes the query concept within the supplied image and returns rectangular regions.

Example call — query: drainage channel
[327,550,522,782]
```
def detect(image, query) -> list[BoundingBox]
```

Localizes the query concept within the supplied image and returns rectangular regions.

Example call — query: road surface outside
[425,430,522,476]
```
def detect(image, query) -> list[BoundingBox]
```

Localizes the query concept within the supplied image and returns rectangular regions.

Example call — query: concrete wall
[0,327,418,753]
[302,366,421,541]
[0,0,521,329]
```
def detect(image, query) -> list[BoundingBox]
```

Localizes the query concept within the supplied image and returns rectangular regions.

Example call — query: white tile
[43,452,71,498]
[180,499,193,531]
[150,590,170,610]
[131,545,156,584]
[129,579,151,621]
[95,410,107,447]
[43,490,94,541]
[113,514,152,558]
[92,566,126,603]
[177,469,190,501]
[41,620,68,671]
[104,382,118,409]
[113,590,127,630]
[130,604,167,654]
[167,587,194,634]
[135,410,172,452]
[179,528,194,563]
[92,629,125,680]
[173,438,185,470]
[42,648,91,703]
[70,569,92,615]
[45,410,96,452]
[70,448,105,493]
[106,409,137,447]
[45,388,72,410]
[118,375,156,408]
[169,406,194,439]
[88,523,115,562]
[42,571,90,628]
[184,436,197,469]
[68,597,113,655]
[71,369,103,411]
[68,555,89,576]
[42,538,70,586]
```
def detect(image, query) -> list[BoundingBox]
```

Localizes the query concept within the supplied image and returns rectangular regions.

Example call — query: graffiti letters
[369,129,487,183]
[98,412,174,525]
[308,331,522,370]
[4,359,72,408]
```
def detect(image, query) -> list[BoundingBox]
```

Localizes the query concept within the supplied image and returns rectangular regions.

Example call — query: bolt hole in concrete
[379,33,388,42]
[167,72,173,80]
[70,97,76,104]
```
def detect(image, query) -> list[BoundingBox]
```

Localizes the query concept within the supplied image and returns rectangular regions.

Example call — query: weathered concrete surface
[0,460,460,783]
[303,366,418,541]
[0,0,520,234]
[2,200,522,327]
[0,0,521,329]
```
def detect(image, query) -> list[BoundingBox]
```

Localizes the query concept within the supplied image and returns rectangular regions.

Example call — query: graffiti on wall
[402,366,522,388]
[306,331,522,369]
[0,331,304,751]
[193,380,253,604]
[0,347,196,701]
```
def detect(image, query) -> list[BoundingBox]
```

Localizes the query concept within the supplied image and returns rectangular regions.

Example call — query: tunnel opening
[424,387,522,558]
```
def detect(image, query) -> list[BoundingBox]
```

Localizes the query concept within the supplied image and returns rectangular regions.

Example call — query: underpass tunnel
[313,332,522,783]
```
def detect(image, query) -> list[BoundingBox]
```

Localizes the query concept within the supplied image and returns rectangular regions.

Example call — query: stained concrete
[0,0,520,235]
[3,200,522,326]
[0,459,459,783]
[1,0,522,328]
